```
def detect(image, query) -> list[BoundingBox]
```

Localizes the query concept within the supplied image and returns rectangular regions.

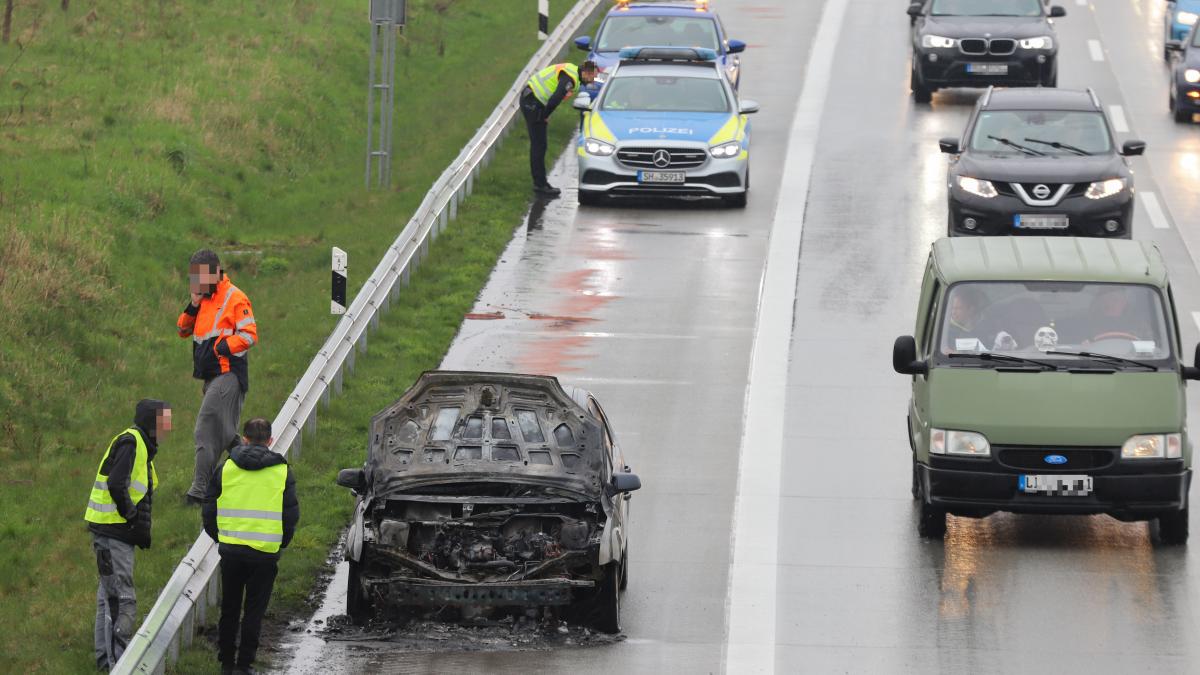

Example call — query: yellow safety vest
[217,461,287,553]
[527,64,580,105]
[84,428,156,524]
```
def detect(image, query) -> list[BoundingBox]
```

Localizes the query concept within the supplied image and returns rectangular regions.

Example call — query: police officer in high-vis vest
[521,60,597,197]
[202,418,298,675]
[84,399,173,671]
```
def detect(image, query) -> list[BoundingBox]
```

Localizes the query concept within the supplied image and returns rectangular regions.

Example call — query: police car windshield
[596,16,720,52]
[970,111,1112,155]
[601,75,730,113]
[937,281,1172,365]
[931,0,1043,16]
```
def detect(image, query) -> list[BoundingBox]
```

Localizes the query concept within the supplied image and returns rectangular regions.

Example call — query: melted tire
[346,559,374,625]
[587,562,622,634]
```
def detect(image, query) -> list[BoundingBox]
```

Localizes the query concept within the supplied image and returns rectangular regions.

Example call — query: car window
[597,15,719,51]
[937,282,1172,362]
[931,0,1043,16]
[970,110,1112,155]
[920,281,942,358]
[601,75,730,113]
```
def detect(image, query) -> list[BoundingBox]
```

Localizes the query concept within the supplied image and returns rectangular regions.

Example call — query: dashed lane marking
[1141,191,1170,230]
[1109,104,1129,133]
[1088,39,1105,61]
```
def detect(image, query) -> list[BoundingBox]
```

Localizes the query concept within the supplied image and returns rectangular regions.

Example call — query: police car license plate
[638,171,685,184]
[1019,474,1093,496]
[1014,214,1069,230]
[967,63,1008,75]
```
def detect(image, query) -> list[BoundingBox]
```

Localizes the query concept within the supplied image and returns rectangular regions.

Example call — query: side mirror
[612,472,642,493]
[938,137,961,154]
[337,468,365,492]
[1049,5,1066,18]
[573,93,593,111]
[893,335,928,375]
[727,39,746,54]
[907,3,924,17]
[1186,343,1200,380]
[1167,40,1184,53]
[574,35,592,51]
[1121,139,1146,156]
[738,99,760,114]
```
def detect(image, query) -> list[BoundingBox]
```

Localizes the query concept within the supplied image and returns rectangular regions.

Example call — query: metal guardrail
[113,1,602,672]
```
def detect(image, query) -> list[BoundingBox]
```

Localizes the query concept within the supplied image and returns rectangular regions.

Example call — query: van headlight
[1019,36,1054,50]
[1122,433,1182,459]
[1177,11,1199,26]
[921,35,956,49]
[956,176,998,199]
[710,141,741,158]
[931,428,991,457]
[584,138,615,156]
[1084,178,1126,200]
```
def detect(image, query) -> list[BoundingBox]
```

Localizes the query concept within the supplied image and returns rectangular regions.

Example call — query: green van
[893,237,1195,543]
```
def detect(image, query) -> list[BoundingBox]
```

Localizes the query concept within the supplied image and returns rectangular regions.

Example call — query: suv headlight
[710,141,741,158]
[1122,433,1182,459]
[1019,36,1054,50]
[931,428,991,457]
[1177,11,1199,26]
[1085,177,1126,200]
[956,176,998,198]
[921,35,956,49]
[584,138,615,156]
[1185,69,1200,84]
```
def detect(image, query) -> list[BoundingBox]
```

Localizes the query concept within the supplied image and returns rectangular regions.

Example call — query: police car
[574,46,758,207]
[573,0,746,95]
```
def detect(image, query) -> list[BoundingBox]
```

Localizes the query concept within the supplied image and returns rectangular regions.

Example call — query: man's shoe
[533,184,561,197]
[233,667,258,675]
[221,666,234,675]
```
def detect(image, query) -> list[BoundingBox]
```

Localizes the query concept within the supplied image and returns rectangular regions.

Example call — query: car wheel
[1040,71,1057,88]
[1172,93,1191,123]
[724,190,748,208]
[578,190,604,207]
[1157,505,1189,545]
[911,457,920,501]
[911,64,933,104]
[588,562,622,633]
[914,474,946,539]
[619,547,629,591]
[346,559,374,625]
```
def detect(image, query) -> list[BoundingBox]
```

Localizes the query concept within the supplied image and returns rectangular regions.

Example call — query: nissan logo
[652,149,672,168]
[1032,184,1051,199]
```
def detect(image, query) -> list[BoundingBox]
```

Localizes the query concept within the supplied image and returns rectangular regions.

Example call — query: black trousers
[521,93,550,187]
[218,555,278,668]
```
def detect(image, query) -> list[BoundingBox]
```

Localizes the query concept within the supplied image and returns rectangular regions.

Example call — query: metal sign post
[332,247,348,315]
[365,0,406,189]
[538,0,549,40]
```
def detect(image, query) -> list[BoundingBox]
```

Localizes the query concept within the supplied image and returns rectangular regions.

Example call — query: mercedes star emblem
[1032,184,1051,199]
[652,149,671,168]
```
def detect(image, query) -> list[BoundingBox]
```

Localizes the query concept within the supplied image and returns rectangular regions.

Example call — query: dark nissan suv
[908,0,1065,102]
[942,88,1146,238]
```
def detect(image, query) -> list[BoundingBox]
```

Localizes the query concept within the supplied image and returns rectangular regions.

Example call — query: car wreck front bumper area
[363,575,593,607]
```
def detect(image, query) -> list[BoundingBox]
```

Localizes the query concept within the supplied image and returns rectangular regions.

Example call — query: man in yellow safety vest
[202,417,298,675]
[521,60,597,197]
[84,399,173,671]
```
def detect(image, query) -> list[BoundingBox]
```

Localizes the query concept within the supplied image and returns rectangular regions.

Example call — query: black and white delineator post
[332,247,348,315]
[538,0,548,40]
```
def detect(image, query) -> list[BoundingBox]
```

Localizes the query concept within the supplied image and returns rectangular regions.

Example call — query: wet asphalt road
[278,0,1200,672]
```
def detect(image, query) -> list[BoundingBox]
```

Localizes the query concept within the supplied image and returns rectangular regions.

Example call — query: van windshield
[938,282,1173,365]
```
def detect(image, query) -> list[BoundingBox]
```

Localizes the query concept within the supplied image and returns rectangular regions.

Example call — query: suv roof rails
[1086,87,1101,110]
[980,86,994,108]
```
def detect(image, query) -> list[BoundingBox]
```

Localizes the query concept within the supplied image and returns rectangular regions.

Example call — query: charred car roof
[365,371,605,497]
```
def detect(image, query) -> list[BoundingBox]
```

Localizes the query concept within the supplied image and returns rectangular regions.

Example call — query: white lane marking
[1108,104,1129,133]
[1088,39,1105,62]
[1141,191,1171,229]
[1075,0,1087,5]
[1192,311,1200,335]
[722,0,848,672]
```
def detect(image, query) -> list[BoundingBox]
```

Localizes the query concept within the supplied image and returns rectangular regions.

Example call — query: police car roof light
[618,46,717,62]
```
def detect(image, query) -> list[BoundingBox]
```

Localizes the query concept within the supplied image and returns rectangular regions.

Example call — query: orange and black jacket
[177,275,257,391]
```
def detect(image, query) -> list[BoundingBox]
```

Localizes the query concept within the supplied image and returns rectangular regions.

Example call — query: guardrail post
[465,173,474,197]
[182,605,194,647]
[305,411,317,439]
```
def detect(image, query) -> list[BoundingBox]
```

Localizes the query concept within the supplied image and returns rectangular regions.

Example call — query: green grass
[0,1,587,671]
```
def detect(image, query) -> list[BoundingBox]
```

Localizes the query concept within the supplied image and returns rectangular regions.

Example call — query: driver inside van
[1079,286,1155,345]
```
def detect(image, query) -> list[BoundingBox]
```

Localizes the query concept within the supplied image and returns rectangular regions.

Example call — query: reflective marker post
[332,247,347,315]
[538,0,548,40]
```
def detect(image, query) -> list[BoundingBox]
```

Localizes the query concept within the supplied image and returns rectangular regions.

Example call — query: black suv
[908,0,1065,102]
[942,88,1146,238]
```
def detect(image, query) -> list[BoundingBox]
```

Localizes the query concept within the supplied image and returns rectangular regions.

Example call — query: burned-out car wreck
[336,371,641,633]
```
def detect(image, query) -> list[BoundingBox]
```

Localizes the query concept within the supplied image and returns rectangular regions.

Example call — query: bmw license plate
[1014,214,1069,230]
[638,171,685,184]
[1019,474,1093,496]
[966,63,1009,75]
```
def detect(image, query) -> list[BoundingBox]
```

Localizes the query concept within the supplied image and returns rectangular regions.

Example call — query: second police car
[573,46,758,207]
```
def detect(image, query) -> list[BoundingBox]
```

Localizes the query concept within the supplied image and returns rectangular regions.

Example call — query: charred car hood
[922,15,1053,40]
[957,153,1127,183]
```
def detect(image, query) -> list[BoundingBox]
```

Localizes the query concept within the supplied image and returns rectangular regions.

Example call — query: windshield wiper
[947,351,1057,370]
[1024,137,1092,156]
[987,135,1045,156]
[1045,350,1157,371]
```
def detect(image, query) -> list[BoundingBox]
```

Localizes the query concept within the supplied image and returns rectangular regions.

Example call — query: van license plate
[638,171,685,184]
[966,63,1009,75]
[1019,474,1093,496]
[1014,214,1069,230]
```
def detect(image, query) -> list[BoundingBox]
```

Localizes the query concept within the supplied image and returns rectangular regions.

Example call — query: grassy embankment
[0,1,584,671]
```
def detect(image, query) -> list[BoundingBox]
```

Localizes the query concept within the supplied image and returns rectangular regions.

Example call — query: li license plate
[638,170,685,184]
[1020,474,1093,496]
[1014,214,1069,230]
[967,63,1009,75]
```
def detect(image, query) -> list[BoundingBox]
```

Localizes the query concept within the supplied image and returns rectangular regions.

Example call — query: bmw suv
[908,0,1066,102]
[942,88,1146,238]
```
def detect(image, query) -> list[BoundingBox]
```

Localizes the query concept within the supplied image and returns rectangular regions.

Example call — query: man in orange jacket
[177,249,258,505]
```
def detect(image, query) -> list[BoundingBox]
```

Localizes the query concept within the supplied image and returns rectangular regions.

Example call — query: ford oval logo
[1044,454,1068,465]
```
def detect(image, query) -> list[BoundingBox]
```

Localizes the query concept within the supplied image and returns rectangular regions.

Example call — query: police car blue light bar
[617,46,717,61]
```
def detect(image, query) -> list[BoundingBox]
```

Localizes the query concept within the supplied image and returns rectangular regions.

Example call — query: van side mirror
[907,3,923,17]
[1186,343,1200,380]
[574,35,592,51]
[938,137,961,154]
[1167,40,1184,53]
[893,335,928,375]
[727,39,746,54]
[573,93,593,111]
[1049,5,1066,17]
[1121,139,1146,156]
[612,472,641,493]
[337,468,366,492]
